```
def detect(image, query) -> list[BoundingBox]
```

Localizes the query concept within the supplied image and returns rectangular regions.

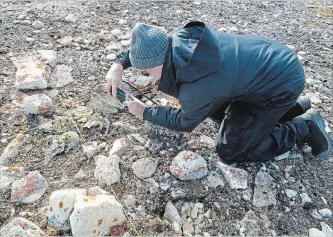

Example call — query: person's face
[146,64,163,81]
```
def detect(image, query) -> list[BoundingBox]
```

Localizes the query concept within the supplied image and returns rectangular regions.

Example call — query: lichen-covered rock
[217,162,248,190]
[37,50,57,68]
[0,166,25,192]
[252,171,276,207]
[109,138,128,157]
[170,151,208,181]
[11,171,48,203]
[88,186,111,196]
[0,133,25,165]
[51,65,74,88]
[0,217,45,236]
[48,189,86,230]
[188,134,216,149]
[23,94,53,114]
[132,158,158,179]
[61,131,80,150]
[69,195,126,237]
[94,155,121,185]
[129,75,155,89]
[239,210,270,236]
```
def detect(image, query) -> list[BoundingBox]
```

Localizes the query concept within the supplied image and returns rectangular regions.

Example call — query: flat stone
[109,138,128,157]
[94,155,121,185]
[44,135,65,164]
[79,23,89,30]
[111,29,122,37]
[206,171,225,188]
[74,169,87,179]
[82,141,103,159]
[239,210,270,236]
[48,189,86,230]
[183,222,195,235]
[170,151,208,181]
[309,228,326,237]
[318,208,332,218]
[188,134,216,149]
[300,193,312,205]
[0,217,45,236]
[106,53,117,61]
[86,92,121,116]
[123,194,136,208]
[217,162,248,190]
[132,158,158,179]
[65,13,77,23]
[69,194,126,236]
[32,20,44,29]
[23,94,53,114]
[0,166,25,192]
[163,201,182,224]
[118,19,127,25]
[51,64,74,88]
[0,133,25,165]
[37,50,57,68]
[120,40,131,47]
[11,171,48,203]
[275,151,290,161]
[320,222,333,237]
[310,209,323,220]
[112,121,138,133]
[285,189,298,198]
[59,36,73,46]
[253,171,276,207]
[106,42,121,50]
[129,75,154,89]
[88,186,111,196]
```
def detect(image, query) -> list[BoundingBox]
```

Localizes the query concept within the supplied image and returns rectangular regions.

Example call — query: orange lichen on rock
[98,219,103,226]
[59,202,63,208]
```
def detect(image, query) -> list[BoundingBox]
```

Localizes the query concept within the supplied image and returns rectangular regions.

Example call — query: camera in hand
[116,88,129,102]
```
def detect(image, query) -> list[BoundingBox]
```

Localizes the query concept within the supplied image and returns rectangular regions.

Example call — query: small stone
[204,209,211,219]
[300,193,312,205]
[94,155,121,185]
[163,202,182,224]
[69,194,126,236]
[320,222,333,237]
[37,49,57,68]
[18,211,34,217]
[188,134,215,149]
[118,19,127,25]
[51,65,74,88]
[217,162,248,189]
[172,221,182,234]
[310,209,323,220]
[191,206,199,219]
[121,39,131,47]
[23,94,53,114]
[11,171,48,203]
[82,141,102,159]
[239,210,269,236]
[214,202,221,209]
[0,217,45,236]
[59,36,73,46]
[286,45,296,50]
[132,158,158,179]
[318,208,332,218]
[144,178,160,194]
[129,75,155,89]
[106,42,121,51]
[61,131,80,151]
[74,169,86,179]
[106,53,117,61]
[32,20,44,29]
[183,222,195,235]
[88,186,111,196]
[203,232,211,237]
[113,121,138,132]
[0,133,25,165]
[253,171,276,207]
[130,133,146,145]
[275,151,290,161]
[0,166,25,192]
[206,171,225,188]
[48,189,86,230]
[194,214,204,225]
[111,29,122,37]
[285,189,298,198]
[309,228,326,237]
[109,138,128,157]
[79,23,89,30]
[170,151,208,181]
[123,195,136,208]
[65,14,77,23]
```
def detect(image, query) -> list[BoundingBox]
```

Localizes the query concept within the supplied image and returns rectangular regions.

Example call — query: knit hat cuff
[130,41,169,69]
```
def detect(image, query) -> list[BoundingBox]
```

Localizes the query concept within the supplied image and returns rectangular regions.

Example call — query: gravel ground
[0,0,332,236]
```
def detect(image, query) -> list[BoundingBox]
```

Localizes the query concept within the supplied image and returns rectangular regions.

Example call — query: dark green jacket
[117,21,305,132]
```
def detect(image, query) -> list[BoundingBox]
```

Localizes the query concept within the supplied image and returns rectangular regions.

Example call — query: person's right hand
[105,63,124,97]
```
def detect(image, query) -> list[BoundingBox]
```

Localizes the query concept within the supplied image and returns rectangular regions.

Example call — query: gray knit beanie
[129,23,169,69]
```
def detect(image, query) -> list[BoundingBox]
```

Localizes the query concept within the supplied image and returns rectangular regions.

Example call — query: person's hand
[124,95,146,117]
[105,63,124,97]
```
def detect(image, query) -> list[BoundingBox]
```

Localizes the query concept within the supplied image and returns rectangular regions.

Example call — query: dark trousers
[212,87,309,163]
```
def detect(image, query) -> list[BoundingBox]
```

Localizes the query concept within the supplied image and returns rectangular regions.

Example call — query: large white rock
[14,58,49,89]
[0,217,45,236]
[217,162,248,189]
[0,166,25,192]
[170,151,208,181]
[51,65,74,88]
[23,94,53,114]
[109,138,128,157]
[320,222,333,237]
[94,155,121,185]
[70,194,126,237]
[48,189,86,230]
[318,208,332,218]
[11,171,48,203]
[309,228,327,237]
[0,133,25,165]
[132,158,158,179]
[37,50,57,68]
[253,171,276,207]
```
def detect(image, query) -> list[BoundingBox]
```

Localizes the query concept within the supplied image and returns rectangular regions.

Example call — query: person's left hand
[124,95,146,117]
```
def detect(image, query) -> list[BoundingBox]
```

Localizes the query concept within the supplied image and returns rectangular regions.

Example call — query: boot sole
[308,109,333,159]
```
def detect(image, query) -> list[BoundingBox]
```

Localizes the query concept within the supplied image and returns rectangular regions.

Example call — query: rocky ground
[0,0,332,236]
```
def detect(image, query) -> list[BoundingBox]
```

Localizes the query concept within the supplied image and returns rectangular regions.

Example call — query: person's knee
[216,144,238,163]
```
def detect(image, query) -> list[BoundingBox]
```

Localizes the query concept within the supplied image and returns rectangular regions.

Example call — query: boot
[296,108,332,159]
[280,96,311,122]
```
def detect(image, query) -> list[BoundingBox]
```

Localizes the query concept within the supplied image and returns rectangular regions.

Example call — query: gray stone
[32,20,44,29]
[0,217,45,236]
[253,171,276,207]
[124,194,136,208]
[206,171,225,188]
[300,193,312,205]
[94,155,121,185]
[59,36,73,46]
[310,209,323,220]
[51,65,74,88]
[285,189,298,198]
[79,23,89,30]
[320,222,333,237]
[163,201,182,224]
[82,141,103,159]
[111,29,122,37]
[239,210,270,236]
[0,166,25,192]
[132,158,158,179]
[309,228,326,237]
[217,162,248,189]
[106,53,117,61]
[65,14,77,23]
[88,186,111,196]
[318,208,332,218]
[275,151,290,161]
[74,169,86,179]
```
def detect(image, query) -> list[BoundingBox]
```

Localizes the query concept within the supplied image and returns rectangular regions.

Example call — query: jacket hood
[172,21,224,83]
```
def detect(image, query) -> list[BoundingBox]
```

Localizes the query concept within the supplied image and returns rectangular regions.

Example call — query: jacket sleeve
[117,50,132,70]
